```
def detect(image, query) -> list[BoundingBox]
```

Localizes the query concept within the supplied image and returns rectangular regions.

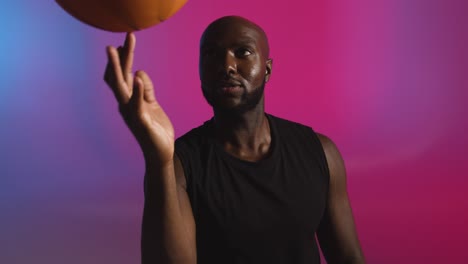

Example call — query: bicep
[316,134,365,263]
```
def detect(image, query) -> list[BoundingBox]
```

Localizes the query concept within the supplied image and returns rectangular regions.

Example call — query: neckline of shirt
[205,113,280,167]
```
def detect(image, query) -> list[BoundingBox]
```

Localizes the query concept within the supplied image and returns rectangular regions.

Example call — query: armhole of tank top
[308,127,331,187]
[174,147,191,192]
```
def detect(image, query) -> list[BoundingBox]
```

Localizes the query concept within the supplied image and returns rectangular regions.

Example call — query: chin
[202,83,265,115]
[212,98,264,115]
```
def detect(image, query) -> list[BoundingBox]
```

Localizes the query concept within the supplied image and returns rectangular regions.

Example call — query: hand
[104,33,174,166]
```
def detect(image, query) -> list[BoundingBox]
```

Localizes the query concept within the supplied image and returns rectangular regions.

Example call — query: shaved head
[200,16,270,58]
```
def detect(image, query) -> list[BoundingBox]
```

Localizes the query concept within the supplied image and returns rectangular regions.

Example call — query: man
[104,16,365,264]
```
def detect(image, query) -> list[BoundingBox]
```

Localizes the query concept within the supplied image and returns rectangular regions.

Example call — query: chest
[189,146,328,245]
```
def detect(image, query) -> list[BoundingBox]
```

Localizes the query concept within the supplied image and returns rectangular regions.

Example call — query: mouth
[214,80,244,95]
[218,80,243,88]
[215,80,243,96]
[221,85,242,94]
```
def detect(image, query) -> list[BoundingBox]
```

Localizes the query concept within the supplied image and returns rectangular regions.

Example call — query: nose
[222,50,237,76]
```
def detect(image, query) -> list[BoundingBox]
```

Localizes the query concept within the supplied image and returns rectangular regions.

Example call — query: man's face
[199,17,272,114]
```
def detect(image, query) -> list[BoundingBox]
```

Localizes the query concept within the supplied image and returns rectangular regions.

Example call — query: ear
[265,58,273,83]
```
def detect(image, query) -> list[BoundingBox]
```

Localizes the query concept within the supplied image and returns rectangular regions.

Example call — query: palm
[135,93,175,162]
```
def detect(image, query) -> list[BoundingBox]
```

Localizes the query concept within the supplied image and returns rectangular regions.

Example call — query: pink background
[1,0,467,263]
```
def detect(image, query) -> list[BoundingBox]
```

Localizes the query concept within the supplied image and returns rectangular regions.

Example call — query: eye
[235,48,252,58]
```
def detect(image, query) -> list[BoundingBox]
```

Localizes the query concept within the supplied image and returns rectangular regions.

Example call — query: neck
[212,103,271,161]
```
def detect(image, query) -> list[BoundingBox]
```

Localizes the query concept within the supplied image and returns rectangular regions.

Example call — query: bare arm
[103,33,196,264]
[316,134,365,264]
[142,154,196,264]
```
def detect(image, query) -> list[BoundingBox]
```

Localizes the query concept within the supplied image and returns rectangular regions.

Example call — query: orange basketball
[56,0,188,32]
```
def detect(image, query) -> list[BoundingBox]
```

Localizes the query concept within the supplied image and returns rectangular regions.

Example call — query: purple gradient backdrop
[1,0,467,263]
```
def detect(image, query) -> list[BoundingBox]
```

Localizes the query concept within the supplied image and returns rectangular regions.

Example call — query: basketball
[56,0,188,32]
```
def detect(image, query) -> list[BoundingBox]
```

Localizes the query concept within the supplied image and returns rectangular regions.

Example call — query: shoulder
[176,119,212,143]
[175,119,213,152]
[316,133,346,185]
[268,113,310,129]
[316,133,341,158]
[267,114,316,140]
[268,113,330,151]
[174,119,214,189]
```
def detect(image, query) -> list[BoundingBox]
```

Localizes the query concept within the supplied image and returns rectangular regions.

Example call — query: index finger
[106,45,131,104]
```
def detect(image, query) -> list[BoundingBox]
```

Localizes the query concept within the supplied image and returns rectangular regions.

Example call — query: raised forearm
[142,160,196,264]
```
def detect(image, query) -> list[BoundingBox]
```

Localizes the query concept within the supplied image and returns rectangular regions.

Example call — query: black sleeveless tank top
[175,114,329,264]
